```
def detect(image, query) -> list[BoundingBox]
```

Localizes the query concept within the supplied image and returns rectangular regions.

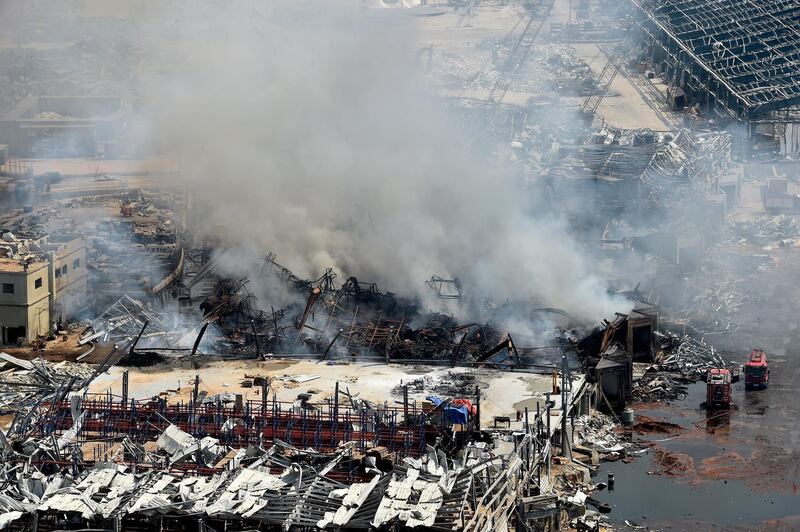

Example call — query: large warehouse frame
[631,0,800,157]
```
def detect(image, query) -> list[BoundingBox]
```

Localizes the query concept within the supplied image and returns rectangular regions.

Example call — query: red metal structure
[743,348,769,389]
[703,368,739,408]
[24,393,445,463]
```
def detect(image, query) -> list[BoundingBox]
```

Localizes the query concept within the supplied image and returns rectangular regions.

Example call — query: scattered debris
[574,412,639,458]
[659,333,730,377]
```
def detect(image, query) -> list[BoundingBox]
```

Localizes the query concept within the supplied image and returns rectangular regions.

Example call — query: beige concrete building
[0,233,88,344]
[0,257,50,344]
[44,235,88,322]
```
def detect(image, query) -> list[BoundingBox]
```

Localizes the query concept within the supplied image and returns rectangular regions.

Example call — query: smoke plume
[138,0,625,323]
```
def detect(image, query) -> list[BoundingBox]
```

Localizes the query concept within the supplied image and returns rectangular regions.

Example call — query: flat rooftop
[0,257,48,273]
[1,95,125,122]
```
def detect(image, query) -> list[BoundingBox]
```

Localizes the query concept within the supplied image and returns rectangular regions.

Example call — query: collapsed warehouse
[0,350,565,531]
[631,0,800,158]
[543,125,735,233]
[89,247,649,373]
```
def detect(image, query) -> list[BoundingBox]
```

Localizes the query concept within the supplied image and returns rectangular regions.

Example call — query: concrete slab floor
[88,357,585,429]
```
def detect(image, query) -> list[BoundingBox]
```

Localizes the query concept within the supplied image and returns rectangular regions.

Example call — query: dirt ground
[1,330,95,361]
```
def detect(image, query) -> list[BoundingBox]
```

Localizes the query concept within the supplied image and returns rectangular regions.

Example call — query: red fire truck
[702,368,739,408]
[743,349,769,389]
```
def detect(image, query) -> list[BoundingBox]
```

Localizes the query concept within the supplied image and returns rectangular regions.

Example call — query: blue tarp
[443,404,469,425]
[426,395,468,424]
[426,395,444,406]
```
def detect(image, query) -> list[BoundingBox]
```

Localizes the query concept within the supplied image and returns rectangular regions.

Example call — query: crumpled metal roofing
[2,456,466,529]
[0,425,534,531]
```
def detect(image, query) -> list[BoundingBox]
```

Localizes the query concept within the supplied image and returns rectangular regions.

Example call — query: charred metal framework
[631,0,800,152]
[426,276,463,305]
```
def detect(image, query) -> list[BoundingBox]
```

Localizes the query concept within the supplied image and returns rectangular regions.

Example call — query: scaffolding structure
[22,389,434,462]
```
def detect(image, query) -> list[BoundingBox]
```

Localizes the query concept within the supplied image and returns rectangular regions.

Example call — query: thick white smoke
[137,0,625,323]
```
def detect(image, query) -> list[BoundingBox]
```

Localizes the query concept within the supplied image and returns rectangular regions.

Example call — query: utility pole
[545,391,551,438]
[402,384,409,423]
[475,385,481,430]
[122,370,129,409]
[561,348,572,458]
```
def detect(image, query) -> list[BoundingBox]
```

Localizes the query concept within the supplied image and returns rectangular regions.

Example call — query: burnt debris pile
[88,249,610,371]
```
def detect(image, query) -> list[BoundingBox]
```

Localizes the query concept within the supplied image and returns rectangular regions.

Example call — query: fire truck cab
[702,368,739,408]
[743,349,769,389]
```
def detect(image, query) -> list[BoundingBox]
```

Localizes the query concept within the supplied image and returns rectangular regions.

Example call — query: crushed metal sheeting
[0,399,554,530]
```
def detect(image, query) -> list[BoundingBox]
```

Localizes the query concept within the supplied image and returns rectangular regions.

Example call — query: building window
[2,283,13,294]
[55,268,61,279]
[73,258,80,269]
[35,277,42,289]
[5,326,25,344]
[61,265,67,276]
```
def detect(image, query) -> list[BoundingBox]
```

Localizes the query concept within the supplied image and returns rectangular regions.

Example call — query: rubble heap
[0,353,94,414]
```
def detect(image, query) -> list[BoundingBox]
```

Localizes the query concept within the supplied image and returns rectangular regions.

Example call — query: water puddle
[592,381,800,527]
